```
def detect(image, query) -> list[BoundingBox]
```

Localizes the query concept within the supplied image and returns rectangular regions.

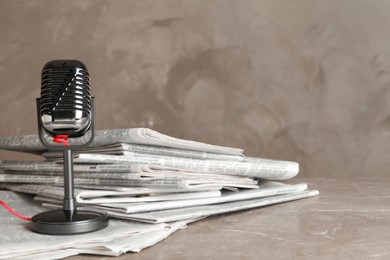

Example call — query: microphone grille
[40,60,92,137]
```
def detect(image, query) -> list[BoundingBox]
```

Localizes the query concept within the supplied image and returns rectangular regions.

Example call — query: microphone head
[40,60,92,137]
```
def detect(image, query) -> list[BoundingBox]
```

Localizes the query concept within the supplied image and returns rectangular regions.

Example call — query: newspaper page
[34,190,222,204]
[42,143,245,161]
[2,167,259,186]
[1,154,300,180]
[105,190,320,223]
[73,153,299,180]
[2,183,222,204]
[19,220,188,258]
[0,190,191,259]
[1,160,145,173]
[98,182,309,214]
[1,183,225,199]
[0,174,226,190]
[42,189,319,223]
[0,128,243,155]
[41,182,309,214]
[1,171,258,190]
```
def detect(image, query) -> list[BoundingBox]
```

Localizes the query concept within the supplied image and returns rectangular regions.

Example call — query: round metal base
[31,209,109,235]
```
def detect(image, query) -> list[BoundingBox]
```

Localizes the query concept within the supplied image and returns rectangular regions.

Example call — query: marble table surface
[75,177,390,260]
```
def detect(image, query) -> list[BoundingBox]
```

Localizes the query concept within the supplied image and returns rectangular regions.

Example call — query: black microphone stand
[63,148,76,219]
[31,98,109,235]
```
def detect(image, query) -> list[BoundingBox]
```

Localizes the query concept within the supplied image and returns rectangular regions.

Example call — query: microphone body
[32,60,108,235]
[40,60,91,137]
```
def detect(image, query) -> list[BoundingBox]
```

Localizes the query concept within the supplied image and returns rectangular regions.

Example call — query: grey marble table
[75,178,390,260]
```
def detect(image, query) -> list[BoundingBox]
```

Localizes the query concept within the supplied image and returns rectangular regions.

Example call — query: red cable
[53,134,70,147]
[0,199,32,221]
[1,135,69,221]
[1,136,69,221]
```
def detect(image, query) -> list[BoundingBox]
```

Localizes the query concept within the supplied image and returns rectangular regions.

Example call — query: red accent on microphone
[53,134,70,146]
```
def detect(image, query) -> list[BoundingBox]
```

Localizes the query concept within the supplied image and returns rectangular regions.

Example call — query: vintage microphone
[31,60,109,235]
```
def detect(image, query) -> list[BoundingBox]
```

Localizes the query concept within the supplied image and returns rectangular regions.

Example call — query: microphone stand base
[31,209,109,235]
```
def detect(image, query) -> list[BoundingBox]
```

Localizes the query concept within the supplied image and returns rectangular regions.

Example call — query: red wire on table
[1,135,69,221]
[0,199,32,221]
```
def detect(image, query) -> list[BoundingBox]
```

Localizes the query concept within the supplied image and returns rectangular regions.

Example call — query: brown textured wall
[0,0,389,178]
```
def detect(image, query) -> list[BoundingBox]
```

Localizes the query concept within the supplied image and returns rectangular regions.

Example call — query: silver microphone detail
[40,60,92,137]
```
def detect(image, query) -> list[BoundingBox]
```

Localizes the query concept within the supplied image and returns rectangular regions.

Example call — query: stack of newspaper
[0,128,319,258]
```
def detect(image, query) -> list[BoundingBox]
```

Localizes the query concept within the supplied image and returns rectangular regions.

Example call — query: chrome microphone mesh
[40,60,92,137]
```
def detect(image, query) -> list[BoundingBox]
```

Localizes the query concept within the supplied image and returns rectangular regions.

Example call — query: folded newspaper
[0,128,243,155]
[0,128,319,259]
[0,190,192,259]
[0,187,318,259]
